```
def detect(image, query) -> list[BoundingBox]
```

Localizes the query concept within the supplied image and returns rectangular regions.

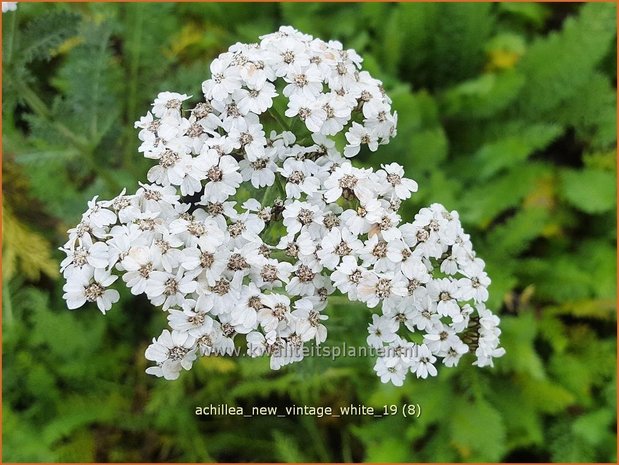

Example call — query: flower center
[286,243,299,258]
[296,265,315,282]
[187,221,206,237]
[375,278,392,298]
[227,253,249,271]
[73,248,88,267]
[164,278,179,296]
[308,310,321,327]
[335,240,351,256]
[212,278,231,296]
[200,251,215,268]
[297,107,311,120]
[206,202,224,216]
[159,149,180,168]
[297,208,314,225]
[84,282,104,301]
[187,123,204,138]
[386,173,401,185]
[360,90,372,102]
[261,264,279,282]
[228,221,246,238]
[349,270,362,284]
[248,296,263,310]
[293,74,308,87]
[416,229,429,242]
[281,50,295,64]
[112,196,131,211]
[137,218,156,231]
[288,171,305,184]
[323,103,335,118]
[208,166,223,182]
[339,174,358,189]
[372,240,388,258]
[139,263,153,278]
[192,102,213,119]
[155,239,170,253]
[239,132,253,146]
[407,279,420,294]
[144,189,162,201]
[379,216,393,230]
[273,303,288,319]
[165,99,181,110]
[222,323,235,337]
[188,313,206,326]
[167,346,189,361]
[323,213,340,230]
[250,158,268,170]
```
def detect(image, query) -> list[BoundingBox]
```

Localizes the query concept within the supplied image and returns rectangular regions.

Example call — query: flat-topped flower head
[61,26,503,385]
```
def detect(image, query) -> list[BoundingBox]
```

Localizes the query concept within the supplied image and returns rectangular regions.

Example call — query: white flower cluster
[61,26,504,384]
[2,2,17,13]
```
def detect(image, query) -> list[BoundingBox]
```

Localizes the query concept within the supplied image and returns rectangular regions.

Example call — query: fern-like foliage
[2,2,616,463]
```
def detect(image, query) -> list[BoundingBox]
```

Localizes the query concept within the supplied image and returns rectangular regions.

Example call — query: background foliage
[2,2,617,462]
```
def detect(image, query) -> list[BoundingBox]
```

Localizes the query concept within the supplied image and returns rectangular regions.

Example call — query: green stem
[299,391,331,462]
[15,81,120,192]
[6,8,18,65]
[2,279,13,328]
[296,136,312,145]
[325,294,352,306]
[124,4,143,178]
[268,107,291,132]
[274,174,286,198]
[15,81,89,149]
[341,430,353,463]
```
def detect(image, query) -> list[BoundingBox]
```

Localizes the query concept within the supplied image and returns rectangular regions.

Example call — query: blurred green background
[2,2,617,462]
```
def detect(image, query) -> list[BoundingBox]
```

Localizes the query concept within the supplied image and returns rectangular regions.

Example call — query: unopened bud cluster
[61,26,504,384]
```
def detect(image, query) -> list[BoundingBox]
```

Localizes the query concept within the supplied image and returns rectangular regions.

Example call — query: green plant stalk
[123,4,144,179]
[15,80,88,148]
[298,396,331,462]
[2,279,13,328]
[274,174,286,198]
[6,8,18,65]
[14,80,121,192]
[268,107,291,132]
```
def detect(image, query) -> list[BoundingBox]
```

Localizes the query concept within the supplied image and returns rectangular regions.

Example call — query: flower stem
[6,9,18,65]
[268,107,291,132]
[274,174,286,198]
[14,81,121,192]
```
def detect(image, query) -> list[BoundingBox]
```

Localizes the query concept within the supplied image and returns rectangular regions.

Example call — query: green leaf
[440,71,526,119]
[449,398,506,461]
[474,124,562,179]
[3,406,54,462]
[573,409,615,446]
[519,376,576,414]
[54,20,121,143]
[458,162,549,226]
[560,168,616,214]
[550,420,596,462]
[488,381,544,450]
[499,3,549,28]
[396,3,495,87]
[484,207,550,257]
[516,3,616,117]
[272,431,309,462]
[18,11,80,64]
[409,127,448,170]
[555,72,617,149]
[497,313,545,380]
